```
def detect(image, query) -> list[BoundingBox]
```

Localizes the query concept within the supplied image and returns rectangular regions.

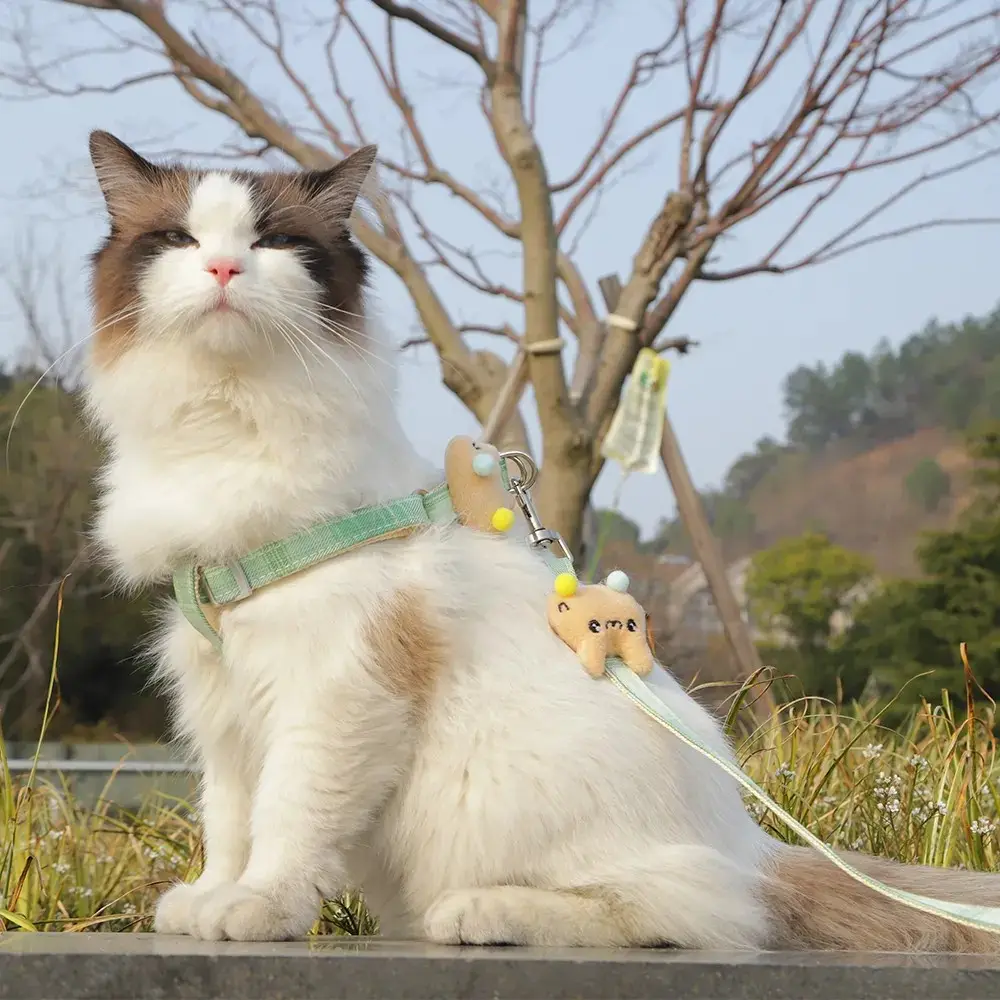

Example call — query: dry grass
[4,686,998,935]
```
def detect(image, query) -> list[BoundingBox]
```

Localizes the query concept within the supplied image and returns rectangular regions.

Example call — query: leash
[537,535,1000,937]
[604,660,1000,934]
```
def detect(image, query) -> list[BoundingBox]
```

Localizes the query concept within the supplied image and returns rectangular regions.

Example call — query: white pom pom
[472,452,497,477]
[605,570,629,593]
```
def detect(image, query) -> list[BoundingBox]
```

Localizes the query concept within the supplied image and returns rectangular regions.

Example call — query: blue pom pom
[472,452,497,477]
[606,570,630,593]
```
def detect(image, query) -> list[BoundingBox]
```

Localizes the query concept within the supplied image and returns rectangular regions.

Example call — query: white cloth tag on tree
[600,348,670,475]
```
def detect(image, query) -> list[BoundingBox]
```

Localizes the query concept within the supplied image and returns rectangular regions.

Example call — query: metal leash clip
[499,450,574,563]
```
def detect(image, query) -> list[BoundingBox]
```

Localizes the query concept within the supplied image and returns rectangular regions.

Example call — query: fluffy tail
[761,844,1000,952]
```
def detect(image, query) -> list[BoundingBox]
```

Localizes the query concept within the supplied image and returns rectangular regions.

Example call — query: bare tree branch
[7,0,999,564]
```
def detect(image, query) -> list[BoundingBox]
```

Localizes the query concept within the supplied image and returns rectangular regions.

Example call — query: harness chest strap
[173,480,460,650]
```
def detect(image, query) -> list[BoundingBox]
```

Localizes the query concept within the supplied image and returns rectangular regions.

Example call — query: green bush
[905,457,951,513]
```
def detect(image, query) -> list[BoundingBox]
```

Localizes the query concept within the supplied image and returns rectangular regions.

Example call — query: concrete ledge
[4,935,1000,1000]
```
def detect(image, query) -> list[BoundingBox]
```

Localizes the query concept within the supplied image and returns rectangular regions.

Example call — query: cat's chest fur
[88,344,425,584]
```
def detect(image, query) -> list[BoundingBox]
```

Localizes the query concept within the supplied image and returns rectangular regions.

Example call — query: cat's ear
[89,131,162,219]
[301,145,379,221]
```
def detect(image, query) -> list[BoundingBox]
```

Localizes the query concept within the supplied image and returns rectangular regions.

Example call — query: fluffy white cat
[82,131,1000,950]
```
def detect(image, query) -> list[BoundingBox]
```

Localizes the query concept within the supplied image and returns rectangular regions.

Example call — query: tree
[0,251,155,739]
[746,531,874,699]
[723,436,788,502]
[3,0,999,558]
[3,2,998,705]
[747,531,875,649]
[842,424,1000,709]
[905,457,951,513]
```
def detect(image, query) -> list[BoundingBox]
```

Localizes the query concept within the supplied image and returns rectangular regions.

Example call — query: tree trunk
[659,417,776,712]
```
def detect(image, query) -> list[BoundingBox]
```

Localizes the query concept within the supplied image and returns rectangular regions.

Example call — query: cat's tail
[761,843,1000,952]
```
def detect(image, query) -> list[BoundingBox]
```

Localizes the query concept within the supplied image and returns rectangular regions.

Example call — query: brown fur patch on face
[87,131,376,367]
[89,149,196,367]
[762,844,1000,952]
[361,588,450,704]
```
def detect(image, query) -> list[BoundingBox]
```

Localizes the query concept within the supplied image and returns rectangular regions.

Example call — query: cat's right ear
[301,145,380,222]
[89,131,161,219]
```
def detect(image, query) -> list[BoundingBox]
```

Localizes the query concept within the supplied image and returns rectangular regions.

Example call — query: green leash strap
[173,482,457,649]
[604,662,1000,935]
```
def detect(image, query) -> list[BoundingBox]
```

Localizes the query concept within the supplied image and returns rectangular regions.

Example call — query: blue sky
[2,1,998,537]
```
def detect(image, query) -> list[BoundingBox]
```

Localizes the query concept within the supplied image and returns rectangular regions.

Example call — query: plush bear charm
[547,571,654,679]
[444,435,516,534]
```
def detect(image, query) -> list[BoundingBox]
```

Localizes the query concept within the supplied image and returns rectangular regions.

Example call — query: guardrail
[6,758,197,774]
[4,743,199,809]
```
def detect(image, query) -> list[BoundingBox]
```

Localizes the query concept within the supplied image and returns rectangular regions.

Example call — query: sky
[2,1,998,538]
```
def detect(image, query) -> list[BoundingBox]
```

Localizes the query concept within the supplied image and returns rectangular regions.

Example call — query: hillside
[640,302,1000,580]
[735,426,973,576]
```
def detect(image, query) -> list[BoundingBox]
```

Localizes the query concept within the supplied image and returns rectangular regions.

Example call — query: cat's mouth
[207,294,244,318]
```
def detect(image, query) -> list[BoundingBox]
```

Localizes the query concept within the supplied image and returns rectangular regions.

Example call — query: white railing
[6,758,198,774]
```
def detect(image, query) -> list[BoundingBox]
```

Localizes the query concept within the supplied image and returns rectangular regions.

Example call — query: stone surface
[4,935,1000,999]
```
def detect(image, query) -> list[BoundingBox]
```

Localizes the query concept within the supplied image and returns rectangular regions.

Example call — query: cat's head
[87,131,377,366]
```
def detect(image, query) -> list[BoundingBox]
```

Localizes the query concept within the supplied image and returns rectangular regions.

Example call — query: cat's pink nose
[205,258,243,287]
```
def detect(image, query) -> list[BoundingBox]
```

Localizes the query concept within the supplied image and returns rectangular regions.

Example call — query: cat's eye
[154,230,197,247]
[588,619,602,633]
[253,234,303,249]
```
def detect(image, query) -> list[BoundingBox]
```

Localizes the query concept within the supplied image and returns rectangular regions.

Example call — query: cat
[83,129,1000,950]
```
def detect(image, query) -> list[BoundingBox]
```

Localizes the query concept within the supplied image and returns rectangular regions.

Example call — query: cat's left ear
[301,145,379,221]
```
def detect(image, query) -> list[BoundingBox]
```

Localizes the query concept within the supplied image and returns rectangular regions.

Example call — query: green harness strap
[173,481,458,649]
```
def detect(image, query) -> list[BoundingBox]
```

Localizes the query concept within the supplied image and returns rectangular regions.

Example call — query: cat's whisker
[269,317,317,386]
[273,304,393,387]
[269,289,370,325]
[2,317,123,471]
[276,301,389,357]
[279,318,368,404]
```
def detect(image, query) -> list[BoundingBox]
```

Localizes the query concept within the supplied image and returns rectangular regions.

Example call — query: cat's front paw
[424,888,516,945]
[191,882,318,941]
[154,881,210,935]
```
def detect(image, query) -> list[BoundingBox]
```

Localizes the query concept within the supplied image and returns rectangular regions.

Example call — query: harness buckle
[500,451,574,564]
[195,560,253,605]
[226,560,253,601]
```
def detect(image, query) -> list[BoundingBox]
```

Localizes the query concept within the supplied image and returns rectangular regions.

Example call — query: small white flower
[935,800,948,816]
[971,818,998,835]
[47,830,64,841]
[861,743,884,761]
[849,837,865,850]
[908,754,928,769]
[52,862,70,875]
[773,764,796,781]
[122,902,137,915]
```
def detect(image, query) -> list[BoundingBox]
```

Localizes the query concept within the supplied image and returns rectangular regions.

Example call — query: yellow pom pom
[554,572,578,598]
[490,507,515,532]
